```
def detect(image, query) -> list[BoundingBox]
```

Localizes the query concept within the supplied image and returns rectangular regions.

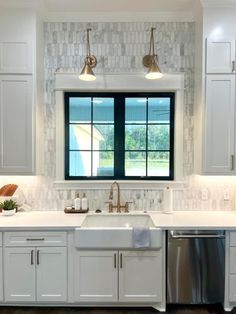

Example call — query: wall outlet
[201,189,208,201]
[223,189,230,201]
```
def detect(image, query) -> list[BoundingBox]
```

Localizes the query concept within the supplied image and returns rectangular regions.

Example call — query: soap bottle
[74,193,81,210]
[81,193,88,210]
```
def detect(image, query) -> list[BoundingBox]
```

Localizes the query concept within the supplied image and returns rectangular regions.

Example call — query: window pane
[148,125,170,150]
[125,125,146,150]
[93,98,114,123]
[69,151,91,176]
[69,97,91,123]
[147,152,169,176]
[93,152,114,176]
[125,98,146,123]
[69,125,91,150]
[93,125,114,150]
[148,98,170,123]
[125,152,146,176]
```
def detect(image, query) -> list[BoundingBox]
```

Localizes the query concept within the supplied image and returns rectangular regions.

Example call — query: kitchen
[0,0,235,313]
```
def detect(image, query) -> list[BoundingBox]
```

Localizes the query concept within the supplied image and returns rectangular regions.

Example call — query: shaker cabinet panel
[0,42,32,74]
[4,247,35,302]
[0,75,34,174]
[204,75,235,174]
[119,251,163,303]
[206,38,235,73]
[36,247,67,302]
[74,250,118,302]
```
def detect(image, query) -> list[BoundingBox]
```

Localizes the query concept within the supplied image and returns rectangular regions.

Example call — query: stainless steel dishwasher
[167,230,225,304]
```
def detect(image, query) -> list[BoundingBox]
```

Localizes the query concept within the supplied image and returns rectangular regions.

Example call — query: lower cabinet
[74,250,163,303]
[4,247,67,302]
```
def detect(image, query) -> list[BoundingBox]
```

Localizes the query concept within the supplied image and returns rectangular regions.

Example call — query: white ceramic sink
[81,214,155,228]
[74,214,162,249]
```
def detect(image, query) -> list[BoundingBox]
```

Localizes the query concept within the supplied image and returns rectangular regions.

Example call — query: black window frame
[64,92,175,180]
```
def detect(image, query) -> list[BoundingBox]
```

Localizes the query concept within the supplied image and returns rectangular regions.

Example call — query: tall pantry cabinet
[203,38,236,174]
[0,9,43,175]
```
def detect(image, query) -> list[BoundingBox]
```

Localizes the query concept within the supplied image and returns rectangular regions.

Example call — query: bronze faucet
[107,181,129,213]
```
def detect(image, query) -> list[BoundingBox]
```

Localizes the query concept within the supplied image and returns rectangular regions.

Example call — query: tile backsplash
[1,21,234,212]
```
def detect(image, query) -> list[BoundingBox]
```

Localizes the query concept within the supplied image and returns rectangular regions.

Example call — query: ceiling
[0,0,196,12]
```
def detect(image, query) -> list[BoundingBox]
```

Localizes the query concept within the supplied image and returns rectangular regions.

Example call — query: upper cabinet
[0,10,34,75]
[199,38,236,175]
[206,38,235,74]
[0,42,32,74]
[204,75,235,174]
[0,9,43,175]
[0,75,34,174]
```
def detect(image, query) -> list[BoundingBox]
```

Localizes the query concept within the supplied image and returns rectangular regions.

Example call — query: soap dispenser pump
[74,193,81,210]
[81,193,88,210]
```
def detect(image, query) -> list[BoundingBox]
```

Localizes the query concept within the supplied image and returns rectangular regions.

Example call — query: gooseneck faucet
[108,181,129,213]
[109,181,121,212]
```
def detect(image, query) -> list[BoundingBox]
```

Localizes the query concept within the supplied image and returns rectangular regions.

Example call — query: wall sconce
[79,28,97,81]
[143,27,163,80]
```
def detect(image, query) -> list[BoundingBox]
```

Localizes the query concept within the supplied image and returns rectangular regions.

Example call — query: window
[65,92,174,180]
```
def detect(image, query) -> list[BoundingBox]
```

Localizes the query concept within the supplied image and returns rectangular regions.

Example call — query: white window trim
[54,72,185,190]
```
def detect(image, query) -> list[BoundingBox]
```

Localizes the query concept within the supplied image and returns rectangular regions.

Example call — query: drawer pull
[120,253,123,269]
[231,155,235,171]
[114,253,116,268]
[26,238,45,241]
[232,60,235,73]
[37,250,40,265]
[30,250,34,265]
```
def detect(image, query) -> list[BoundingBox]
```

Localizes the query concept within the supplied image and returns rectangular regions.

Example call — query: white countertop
[150,211,236,230]
[0,210,236,230]
[0,211,87,230]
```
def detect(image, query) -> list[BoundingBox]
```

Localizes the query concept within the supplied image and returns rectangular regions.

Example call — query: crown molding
[44,11,194,22]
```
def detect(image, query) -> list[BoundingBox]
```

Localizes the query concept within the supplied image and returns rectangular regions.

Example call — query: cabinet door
[36,247,67,302]
[4,247,35,302]
[206,38,235,73]
[0,249,3,302]
[204,75,235,174]
[119,250,163,303]
[0,75,34,174]
[74,250,118,302]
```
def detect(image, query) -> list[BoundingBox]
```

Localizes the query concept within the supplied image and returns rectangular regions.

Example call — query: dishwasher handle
[169,230,225,239]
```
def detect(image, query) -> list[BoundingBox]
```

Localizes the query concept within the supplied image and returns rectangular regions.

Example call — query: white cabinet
[119,251,162,303]
[4,247,36,302]
[206,38,235,73]
[74,250,163,304]
[0,75,34,174]
[74,251,118,302]
[204,75,236,174]
[0,42,32,74]
[4,232,67,303]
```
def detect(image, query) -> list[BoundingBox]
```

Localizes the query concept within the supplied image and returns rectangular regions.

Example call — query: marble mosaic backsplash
[0,175,235,212]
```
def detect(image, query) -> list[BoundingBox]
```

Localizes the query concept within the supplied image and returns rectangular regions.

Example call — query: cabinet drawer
[229,232,236,246]
[4,232,67,247]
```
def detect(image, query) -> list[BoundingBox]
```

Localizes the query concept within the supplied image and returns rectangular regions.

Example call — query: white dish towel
[133,227,150,248]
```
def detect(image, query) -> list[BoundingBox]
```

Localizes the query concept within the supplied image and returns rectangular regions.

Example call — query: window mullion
[114,95,125,178]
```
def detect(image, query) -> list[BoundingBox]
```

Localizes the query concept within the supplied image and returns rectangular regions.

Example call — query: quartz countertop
[0,210,236,230]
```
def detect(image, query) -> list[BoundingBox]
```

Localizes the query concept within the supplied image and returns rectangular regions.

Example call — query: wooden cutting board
[0,184,18,196]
